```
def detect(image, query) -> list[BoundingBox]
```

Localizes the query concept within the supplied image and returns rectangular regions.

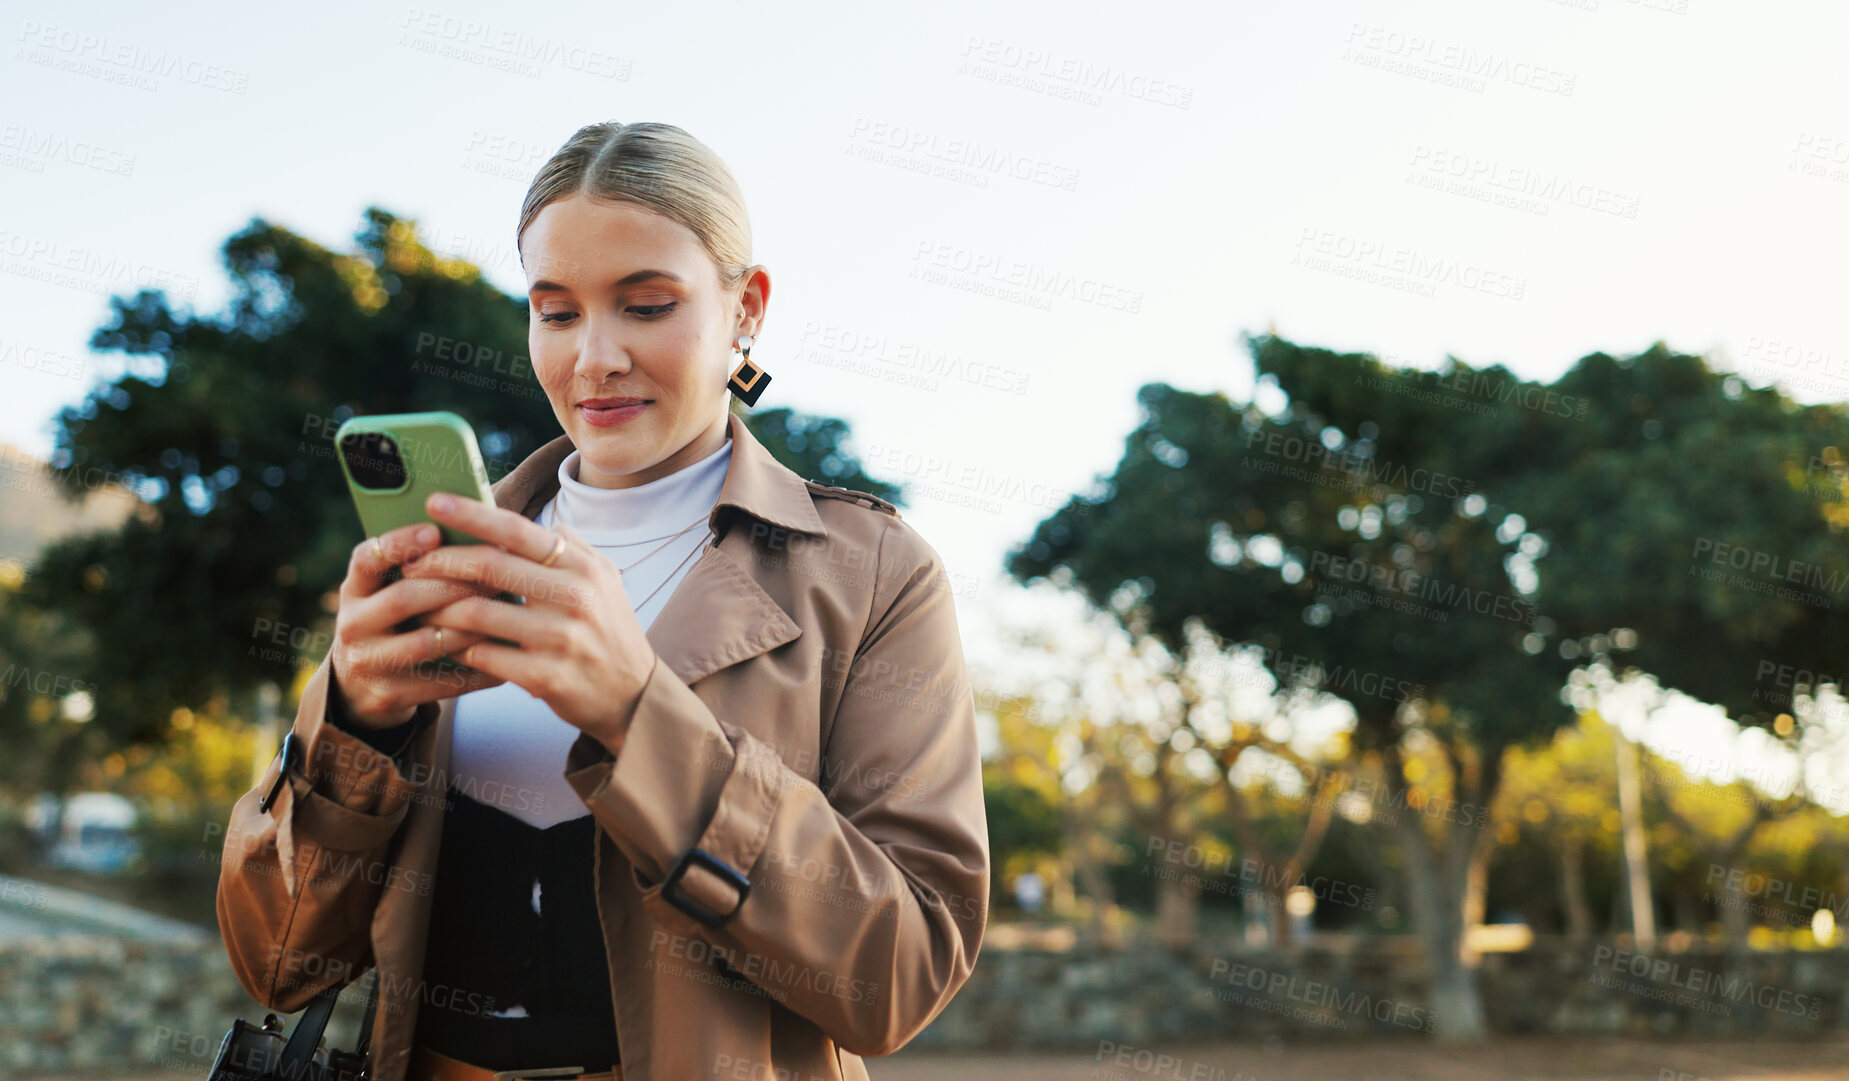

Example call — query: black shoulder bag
[206,966,380,1081]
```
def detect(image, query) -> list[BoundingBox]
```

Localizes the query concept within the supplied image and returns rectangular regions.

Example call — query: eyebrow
[528,269,685,294]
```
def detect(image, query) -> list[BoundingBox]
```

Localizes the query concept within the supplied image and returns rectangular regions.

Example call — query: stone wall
[0,937,367,1077]
[911,933,1849,1049]
[3,933,1847,1075]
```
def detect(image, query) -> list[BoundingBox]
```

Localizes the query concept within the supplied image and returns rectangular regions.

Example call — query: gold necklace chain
[555,489,714,574]
[629,525,718,614]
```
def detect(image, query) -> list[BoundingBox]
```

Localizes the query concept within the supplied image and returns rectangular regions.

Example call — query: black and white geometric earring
[727,333,771,406]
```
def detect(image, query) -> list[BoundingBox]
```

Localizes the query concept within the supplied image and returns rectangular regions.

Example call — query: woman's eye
[537,303,674,324]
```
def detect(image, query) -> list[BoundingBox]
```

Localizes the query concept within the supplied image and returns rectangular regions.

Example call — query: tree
[1007,340,1583,1037]
[15,208,895,787]
[1008,333,1849,1038]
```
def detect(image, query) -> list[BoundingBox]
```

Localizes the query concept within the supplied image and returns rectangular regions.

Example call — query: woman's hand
[329,522,508,729]
[403,492,659,755]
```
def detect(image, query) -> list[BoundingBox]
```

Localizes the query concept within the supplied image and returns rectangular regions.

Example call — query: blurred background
[4,1,1849,1078]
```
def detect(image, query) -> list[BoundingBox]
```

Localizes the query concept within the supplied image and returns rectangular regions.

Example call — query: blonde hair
[517,121,752,293]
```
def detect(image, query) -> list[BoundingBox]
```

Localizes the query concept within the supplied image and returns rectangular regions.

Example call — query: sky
[4,0,1848,802]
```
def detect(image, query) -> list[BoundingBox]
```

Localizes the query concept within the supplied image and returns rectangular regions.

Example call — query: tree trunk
[1155,872,1201,950]
[1067,811,1120,948]
[1390,797,1485,1040]
[1268,883,1292,945]
[1716,872,1752,959]
[1560,835,1594,939]
[1380,738,1504,1041]
[1613,727,1656,952]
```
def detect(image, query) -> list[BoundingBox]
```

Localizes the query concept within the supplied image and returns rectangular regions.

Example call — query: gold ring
[463,643,478,669]
[540,534,567,568]
[433,626,446,654]
[373,536,387,562]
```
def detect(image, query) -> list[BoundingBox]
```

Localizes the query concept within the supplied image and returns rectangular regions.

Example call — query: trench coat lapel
[487,410,825,683]
[368,411,827,1080]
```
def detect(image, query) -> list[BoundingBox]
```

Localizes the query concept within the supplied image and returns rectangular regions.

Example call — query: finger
[453,637,524,687]
[404,543,590,613]
[427,491,578,569]
[422,591,555,649]
[441,663,508,696]
[348,575,501,644]
[348,522,443,600]
[346,620,495,690]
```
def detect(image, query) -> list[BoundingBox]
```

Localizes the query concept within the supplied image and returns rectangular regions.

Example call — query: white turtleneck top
[444,433,733,829]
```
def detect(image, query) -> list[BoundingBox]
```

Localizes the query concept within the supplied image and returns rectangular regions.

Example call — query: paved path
[0,872,212,946]
[868,1035,1849,1081]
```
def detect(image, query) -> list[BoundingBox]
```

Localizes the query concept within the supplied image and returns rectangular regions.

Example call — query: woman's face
[521,193,768,489]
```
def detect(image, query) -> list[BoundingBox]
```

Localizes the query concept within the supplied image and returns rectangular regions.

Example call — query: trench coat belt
[408,1044,622,1081]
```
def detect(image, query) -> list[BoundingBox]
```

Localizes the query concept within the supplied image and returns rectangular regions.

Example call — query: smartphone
[336,410,496,548]
[334,410,522,653]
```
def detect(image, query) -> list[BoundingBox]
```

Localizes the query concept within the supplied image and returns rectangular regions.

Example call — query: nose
[574,311,634,385]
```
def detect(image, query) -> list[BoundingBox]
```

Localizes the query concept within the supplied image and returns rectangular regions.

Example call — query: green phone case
[334,410,496,547]
[333,410,520,663]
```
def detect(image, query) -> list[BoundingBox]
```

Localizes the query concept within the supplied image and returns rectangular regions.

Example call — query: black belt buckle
[661,847,751,929]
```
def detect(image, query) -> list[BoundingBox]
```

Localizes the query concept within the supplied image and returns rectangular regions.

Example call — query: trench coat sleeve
[215,652,438,1010]
[563,516,990,1057]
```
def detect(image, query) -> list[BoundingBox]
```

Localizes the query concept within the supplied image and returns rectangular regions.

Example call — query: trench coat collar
[490,410,827,544]
[481,409,826,688]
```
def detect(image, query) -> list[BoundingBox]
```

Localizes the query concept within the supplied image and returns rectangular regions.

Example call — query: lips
[577,398,651,427]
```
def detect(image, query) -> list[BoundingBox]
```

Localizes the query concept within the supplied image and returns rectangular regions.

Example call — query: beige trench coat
[215,411,990,1081]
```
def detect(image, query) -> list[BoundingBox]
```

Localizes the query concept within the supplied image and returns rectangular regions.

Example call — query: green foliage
[982,775,1064,871]
[742,407,902,505]
[9,208,888,777]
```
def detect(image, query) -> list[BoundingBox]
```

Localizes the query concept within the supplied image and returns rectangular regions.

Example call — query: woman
[215,121,990,1081]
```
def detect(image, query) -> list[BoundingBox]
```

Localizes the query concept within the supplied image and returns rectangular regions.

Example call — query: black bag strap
[274,967,382,1079]
[355,967,380,1054]
[276,983,339,1079]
